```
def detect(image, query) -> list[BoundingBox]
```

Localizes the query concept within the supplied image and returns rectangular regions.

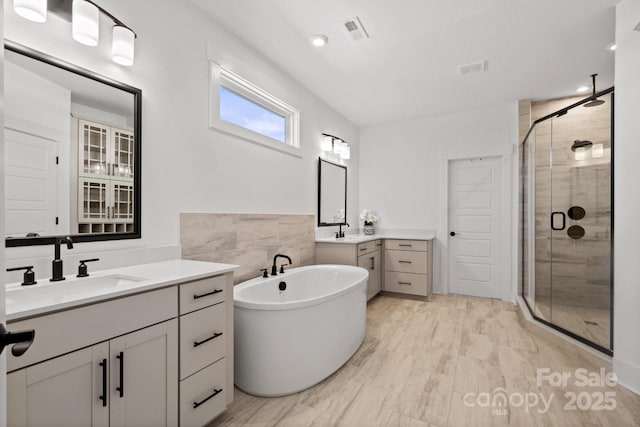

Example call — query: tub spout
[271,254,292,276]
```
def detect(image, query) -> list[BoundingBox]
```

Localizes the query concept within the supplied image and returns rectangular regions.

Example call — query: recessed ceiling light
[607,42,616,51]
[310,34,328,47]
[576,86,590,93]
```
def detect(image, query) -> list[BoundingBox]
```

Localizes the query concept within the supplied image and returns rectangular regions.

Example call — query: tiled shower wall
[180,213,315,284]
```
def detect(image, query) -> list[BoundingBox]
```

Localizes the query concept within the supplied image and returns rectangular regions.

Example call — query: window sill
[209,118,302,158]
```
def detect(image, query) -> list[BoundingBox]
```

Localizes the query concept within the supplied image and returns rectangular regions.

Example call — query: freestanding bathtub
[233,264,368,396]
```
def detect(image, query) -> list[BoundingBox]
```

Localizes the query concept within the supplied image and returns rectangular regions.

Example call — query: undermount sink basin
[6,274,148,308]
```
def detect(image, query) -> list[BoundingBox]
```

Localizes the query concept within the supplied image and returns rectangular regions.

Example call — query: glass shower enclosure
[519,89,613,354]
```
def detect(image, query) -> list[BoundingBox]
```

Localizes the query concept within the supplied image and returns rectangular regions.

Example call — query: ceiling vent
[458,60,487,75]
[343,17,369,41]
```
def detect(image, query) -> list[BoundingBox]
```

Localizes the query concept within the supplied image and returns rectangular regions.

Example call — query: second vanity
[316,232,434,300]
[4,259,238,427]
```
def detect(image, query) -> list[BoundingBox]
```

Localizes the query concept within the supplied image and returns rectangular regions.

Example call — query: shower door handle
[551,212,566,231]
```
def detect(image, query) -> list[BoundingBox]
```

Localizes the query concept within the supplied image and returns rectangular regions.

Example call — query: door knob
[0,324,35,357]
[450,231,456,236]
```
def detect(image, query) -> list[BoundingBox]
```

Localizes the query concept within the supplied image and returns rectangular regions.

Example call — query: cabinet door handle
[193,289,223,300]
[369,257,375,270]
[99,358,107,407]
[116,351,124,398]
[399,244,413,247]
[193,388,223,409]
[398,281,412,285]
[193,332,223,347]
[398,260,412,264]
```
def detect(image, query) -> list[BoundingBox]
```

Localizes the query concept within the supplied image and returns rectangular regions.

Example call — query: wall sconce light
[13,0,137,66]
[321,133,351,160]
[14,0,48,23]
[571,139,593,161]
[592,143,604,158]
[72,0,99,46]
[321,135,334,152]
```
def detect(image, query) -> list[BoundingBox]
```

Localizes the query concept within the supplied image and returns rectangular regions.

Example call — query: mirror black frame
[4,40,142,247]
[317,158,347,227]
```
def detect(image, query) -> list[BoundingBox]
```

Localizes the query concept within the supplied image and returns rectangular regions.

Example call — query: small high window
[210,64,300,155]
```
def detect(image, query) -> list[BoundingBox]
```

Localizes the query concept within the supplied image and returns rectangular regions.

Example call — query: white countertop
[315,230,435,244]
[5,259,238,322]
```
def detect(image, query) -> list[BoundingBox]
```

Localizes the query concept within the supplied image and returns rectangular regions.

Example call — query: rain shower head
[571,140,593,151]
[584,74,605,108]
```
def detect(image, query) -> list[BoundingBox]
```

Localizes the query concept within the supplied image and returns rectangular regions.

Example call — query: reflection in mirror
[4,42,141,246]
[318,158,347,226]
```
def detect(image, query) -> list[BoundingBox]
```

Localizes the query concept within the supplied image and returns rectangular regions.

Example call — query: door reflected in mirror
[318,158,347,226]
[4,42,141,246]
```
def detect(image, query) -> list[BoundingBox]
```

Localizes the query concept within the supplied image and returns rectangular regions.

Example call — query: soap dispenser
[6,266,37,286]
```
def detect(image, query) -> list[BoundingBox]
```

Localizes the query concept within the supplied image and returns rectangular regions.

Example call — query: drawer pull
[398,261,412,264]
[193,332,223,347]
[359,248,367,251]
[399,244,413,247]
[99,358,107,407]
[193,289,223,300]
[193,388,223,409]
[376,243,382,247]
[398,281,412,285]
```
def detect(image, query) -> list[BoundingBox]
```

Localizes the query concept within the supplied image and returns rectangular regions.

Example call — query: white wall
[359,104,518,298]
[3,0,359,282]
[613,0,640,395]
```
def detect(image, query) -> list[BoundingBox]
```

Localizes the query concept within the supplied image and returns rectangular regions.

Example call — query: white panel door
[4,129,58,237]
[448,157,503,299]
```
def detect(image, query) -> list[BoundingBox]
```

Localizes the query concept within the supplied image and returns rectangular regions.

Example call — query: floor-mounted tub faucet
[271,254,292,276]
[51,236,74,282]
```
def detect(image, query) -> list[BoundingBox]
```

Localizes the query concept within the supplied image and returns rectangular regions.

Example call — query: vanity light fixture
[321,135,334,152]
[321,133,351,160]
[14,0,137,66]
[592,143,604,158]
[72,0,99,46]
[14,0,48,23]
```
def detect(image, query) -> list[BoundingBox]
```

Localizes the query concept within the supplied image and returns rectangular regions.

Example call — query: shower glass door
[520,90,613,354]
[548,93,612,350]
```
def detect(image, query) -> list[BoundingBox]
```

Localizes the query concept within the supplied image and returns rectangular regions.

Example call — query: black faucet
[271,254,292,276]
[51,236,74,282]
[336,222,350,238]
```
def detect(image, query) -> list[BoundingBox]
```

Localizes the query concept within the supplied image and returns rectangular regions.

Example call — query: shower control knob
[450,231,456,237]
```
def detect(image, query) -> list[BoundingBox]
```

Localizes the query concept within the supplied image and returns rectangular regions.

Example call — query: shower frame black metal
[519,86,614,356]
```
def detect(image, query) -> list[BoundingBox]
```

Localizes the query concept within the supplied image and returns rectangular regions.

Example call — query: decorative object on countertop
[360,208,378,235]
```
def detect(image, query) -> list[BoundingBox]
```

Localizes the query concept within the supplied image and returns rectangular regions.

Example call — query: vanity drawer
[357,240,381,256]
[385,239,429,252]
[384,272,428,296]
[180,358,227,427]
[180,275,227,314]
[385,250,428,274]
[180,303,226,379]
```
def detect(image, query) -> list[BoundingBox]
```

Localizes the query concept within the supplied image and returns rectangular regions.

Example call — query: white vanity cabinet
[5,269,235,427]
[383,239,433,298]
[8,320,178,427]
[178,274,233,427]
[316,239,383,300]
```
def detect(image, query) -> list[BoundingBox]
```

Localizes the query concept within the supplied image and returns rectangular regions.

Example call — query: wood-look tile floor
[210,295,640,427]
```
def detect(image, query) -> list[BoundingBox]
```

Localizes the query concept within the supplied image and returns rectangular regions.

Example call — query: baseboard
[613,357,640,395]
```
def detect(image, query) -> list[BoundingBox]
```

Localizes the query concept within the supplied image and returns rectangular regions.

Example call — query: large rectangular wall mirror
[317,158,347,226]
[4,41,142,247]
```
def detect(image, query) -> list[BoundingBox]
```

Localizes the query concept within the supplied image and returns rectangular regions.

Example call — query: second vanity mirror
[317,158,347,226]
[4,41,142,247]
